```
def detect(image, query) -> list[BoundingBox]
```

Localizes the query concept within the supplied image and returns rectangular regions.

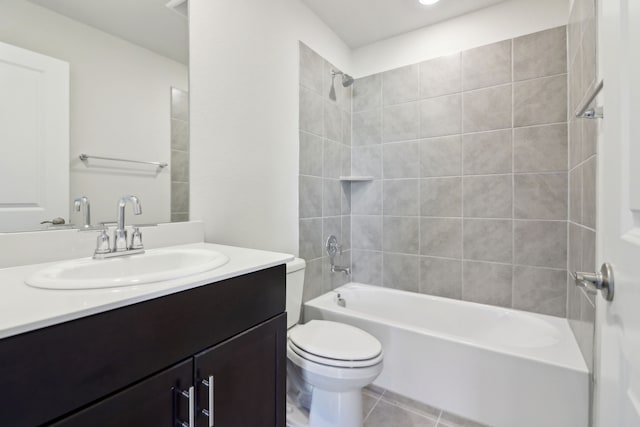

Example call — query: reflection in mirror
[0,0,189,232]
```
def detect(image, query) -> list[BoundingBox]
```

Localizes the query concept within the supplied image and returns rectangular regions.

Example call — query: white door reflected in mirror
[0,41,69,232]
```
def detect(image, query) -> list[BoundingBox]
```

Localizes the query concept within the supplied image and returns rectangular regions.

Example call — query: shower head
[342,74,354,87]
[329,69,354,101]
[332,70,354,87]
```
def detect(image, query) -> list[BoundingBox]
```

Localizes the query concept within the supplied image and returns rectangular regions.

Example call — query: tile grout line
[460,51,466,300]
[321,75,327,289]
[351,118,569,148]
[418,63,423,292]
[363,390,384,422]
[303,172,576,179]
[566,23,573,318]
[379,73,384,287]
[352,213,568,224]
[346,83,353,276]
[336,65,344,289]
[511,36,517,309]
[376,392,442,424]
[338,171,573,180]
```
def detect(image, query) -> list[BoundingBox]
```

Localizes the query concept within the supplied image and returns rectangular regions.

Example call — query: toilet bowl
[285,259,383,427]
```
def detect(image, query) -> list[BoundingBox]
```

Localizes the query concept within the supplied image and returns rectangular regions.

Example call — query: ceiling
[301,0,510,48]
[28,0,188,64]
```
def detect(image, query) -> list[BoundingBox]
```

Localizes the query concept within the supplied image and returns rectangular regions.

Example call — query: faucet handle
[326,235,341,259]
[95,229,111,255]
[113,228,128,252]
[130,227,144,250]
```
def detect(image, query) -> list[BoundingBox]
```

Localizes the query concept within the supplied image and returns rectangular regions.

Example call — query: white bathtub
[304,283,589,427]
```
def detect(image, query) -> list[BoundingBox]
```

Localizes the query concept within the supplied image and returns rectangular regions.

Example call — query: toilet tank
[286,258,306,329]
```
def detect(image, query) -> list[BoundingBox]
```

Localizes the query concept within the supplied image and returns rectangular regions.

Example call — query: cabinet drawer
[0,265,285,426]
[51,359,193,427]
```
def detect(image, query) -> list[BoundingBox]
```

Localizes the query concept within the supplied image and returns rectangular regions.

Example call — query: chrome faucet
[331,264,351,275]
[114,195,142,251]
[326,235,351,276]
[93,195,145,259]
[73,196,91,229]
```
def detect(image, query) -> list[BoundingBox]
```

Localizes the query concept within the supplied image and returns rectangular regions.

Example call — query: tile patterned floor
[363,387,489,427]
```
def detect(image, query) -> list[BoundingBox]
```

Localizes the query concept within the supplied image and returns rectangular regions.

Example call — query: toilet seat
[288,340,383,368]
[288,320,383,368]
[287,343,384,385]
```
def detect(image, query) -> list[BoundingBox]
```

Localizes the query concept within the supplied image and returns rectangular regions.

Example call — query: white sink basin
[25,248,230,290]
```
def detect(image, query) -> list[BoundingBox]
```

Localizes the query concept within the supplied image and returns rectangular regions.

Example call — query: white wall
[189,0,351,254]
[0,0,188,226]
[351,0,569,77]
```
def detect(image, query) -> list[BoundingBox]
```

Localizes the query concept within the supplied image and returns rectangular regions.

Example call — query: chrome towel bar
[575,80,604,119]
[79,153,168,169]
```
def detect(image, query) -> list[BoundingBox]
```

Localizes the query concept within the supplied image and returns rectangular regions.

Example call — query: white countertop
[0,242,293,340]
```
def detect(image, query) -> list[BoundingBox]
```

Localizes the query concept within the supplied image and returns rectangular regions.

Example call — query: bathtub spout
[331,265,351,276]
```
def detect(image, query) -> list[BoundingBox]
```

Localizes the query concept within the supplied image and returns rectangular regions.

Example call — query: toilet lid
[288,320,382,362]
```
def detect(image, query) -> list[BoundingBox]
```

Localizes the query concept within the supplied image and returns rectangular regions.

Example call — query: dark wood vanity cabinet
[0,265,286,427]
[52,315,286,427]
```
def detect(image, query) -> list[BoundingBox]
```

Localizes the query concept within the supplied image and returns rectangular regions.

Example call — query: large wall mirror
[0,0,189,232]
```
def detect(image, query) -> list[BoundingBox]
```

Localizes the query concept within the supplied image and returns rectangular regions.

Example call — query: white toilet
[285,258,383,427]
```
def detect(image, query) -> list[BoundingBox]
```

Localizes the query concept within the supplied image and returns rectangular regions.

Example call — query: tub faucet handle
[326,235,341,259]
[326,235,350,276]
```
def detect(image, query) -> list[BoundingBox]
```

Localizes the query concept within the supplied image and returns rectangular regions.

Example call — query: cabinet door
[194,314,286,427]
[51,359,193,427]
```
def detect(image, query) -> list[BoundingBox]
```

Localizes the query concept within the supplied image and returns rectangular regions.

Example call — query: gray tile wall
[350,27,569,317]
[567,0,598,376]
[171,87,190,222]
[299,43,352,302]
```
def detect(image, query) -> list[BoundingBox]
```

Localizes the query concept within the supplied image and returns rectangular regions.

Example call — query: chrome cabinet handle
[176,386,195,427]
[202,376,215,427]
[574,262,615,302]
